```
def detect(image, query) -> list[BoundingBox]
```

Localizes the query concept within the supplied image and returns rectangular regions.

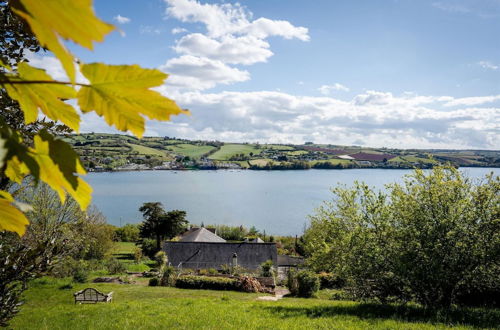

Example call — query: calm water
[87,168,498,235]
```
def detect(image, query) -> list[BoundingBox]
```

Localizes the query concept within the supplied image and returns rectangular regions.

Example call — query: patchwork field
[64,133,499,171]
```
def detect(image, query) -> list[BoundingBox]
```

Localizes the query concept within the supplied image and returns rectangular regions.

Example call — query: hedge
[175,275,240,291]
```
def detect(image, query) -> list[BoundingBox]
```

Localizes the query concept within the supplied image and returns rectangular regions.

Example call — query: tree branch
[0,80,89,87]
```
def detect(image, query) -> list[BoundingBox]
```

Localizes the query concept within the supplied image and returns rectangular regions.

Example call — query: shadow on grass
[113,253,134,261]
[263,302,500,329]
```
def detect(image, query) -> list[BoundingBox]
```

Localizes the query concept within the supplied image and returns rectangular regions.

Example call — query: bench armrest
[73,289,85,296]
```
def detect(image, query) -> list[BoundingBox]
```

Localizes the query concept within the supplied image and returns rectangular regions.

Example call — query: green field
[209,144,262,160]
[128,144,166,157]
[389,156,437,164]
[249,158,272,166]
[10,277,498,330]
[265,145,295,151]
[310,159,351,165]
[167,144,216,159]
[287,150,309,156]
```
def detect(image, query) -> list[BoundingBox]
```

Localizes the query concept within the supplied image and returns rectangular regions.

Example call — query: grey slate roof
[179,227,226,243]
[164,242,277,270]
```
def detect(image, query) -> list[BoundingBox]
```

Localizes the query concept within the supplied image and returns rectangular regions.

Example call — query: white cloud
[443,95,500,107]
[139,88,499,149]
[159,55,250,90]
[173,33,273,65]
[140,25,162,35]
[432,2,470,13]
[478,60,499,71]
[172,27,188,34]
[25,52,88,84]
[163,0,309,89]
[318,83,350,95]
[113,14,131,24]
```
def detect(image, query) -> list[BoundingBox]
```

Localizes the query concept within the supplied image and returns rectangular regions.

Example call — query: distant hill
[63,133,500,171]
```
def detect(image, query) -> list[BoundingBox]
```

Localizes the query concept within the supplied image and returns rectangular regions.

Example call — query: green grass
[209,144,262,160]
[310,159,351,165]
[265,145,295,151]
[112,242,136,255]
[128,144,166,157]
[110,242,153,273]
[10,278,499,329]
[389,156,437,164]
[168,144,216,159]
[287,150,309,156]
[249,158,273,166]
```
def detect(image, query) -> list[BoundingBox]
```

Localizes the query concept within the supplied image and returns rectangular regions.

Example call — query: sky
[30,0,500,149]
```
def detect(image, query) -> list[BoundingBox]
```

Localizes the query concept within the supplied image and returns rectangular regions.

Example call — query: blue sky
[33,0,500,149]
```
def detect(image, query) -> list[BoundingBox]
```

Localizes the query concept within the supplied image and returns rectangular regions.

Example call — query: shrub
[175,275,240,291]
[318,272,345,289]
[72,268,88,283]
[220,264,231,274]
[302,166,500,308]
[154,251,167,268]
[138,239,158,259]
[160,266,176,287]
[148,278,159,286]
[260,260,275,277]
[115,224,140,242]
[106,258,126,275]
[208,268,218,275]
[287,270,320,298]
[133,248,143,264]
[180,268,195,275]
[239,276,263,293]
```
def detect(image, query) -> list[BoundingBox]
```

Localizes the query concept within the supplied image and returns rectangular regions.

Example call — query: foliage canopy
[0,0,186,236]
[302,166,499,308]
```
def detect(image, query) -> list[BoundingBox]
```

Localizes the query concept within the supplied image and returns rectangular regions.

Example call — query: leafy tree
[138,202,188,250]
[0,183,114,325]
[115,223,140,242]
[303,166,499,308]
[0,0,186,236]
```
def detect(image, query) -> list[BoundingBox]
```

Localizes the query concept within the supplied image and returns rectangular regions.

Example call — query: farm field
[209,144,262,160]
[167,144,216,159]
[128,144,167,157]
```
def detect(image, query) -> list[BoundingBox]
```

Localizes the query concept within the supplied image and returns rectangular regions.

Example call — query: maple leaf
[0,191,29,236]
[78,63,189,138]
[2,62,80,131]
[11,0,114,83]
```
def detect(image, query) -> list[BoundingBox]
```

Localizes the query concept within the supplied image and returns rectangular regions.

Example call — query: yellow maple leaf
[11,0,114,83]
[31,132,92,210]
[78,63,189,138]
[3,63,80,131]
[0,191,30,236]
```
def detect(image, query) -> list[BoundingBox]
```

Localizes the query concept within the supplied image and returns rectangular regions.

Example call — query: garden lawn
[10,278,499,330]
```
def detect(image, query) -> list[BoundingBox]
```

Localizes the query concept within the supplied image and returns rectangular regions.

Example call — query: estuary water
[87,168,498,235]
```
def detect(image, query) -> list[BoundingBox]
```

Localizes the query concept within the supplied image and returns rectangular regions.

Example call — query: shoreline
[88,164,499,173]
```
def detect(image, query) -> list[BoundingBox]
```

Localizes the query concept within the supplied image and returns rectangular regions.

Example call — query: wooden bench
[74,288,113,304]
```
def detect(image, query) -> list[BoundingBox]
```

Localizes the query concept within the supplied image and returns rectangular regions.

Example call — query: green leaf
[2,62,80,131]
[78,63,188,138]
[11,0,114,83]
[0,191,30,236]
